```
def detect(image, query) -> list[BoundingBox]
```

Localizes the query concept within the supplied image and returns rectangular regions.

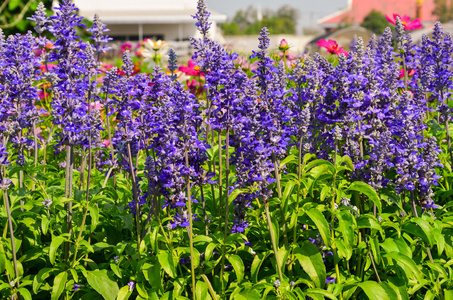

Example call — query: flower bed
[0,1,452,299]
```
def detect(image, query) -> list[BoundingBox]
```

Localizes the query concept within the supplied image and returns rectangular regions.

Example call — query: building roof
[73,0,227,24]
[318,0,437,27]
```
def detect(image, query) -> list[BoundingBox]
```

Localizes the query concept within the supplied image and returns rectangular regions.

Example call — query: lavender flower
[325,276,336,284]
[127,281,135,292]
[73,283,81,292]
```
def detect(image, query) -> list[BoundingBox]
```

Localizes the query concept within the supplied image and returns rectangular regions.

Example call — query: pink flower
[279,39,289,51]
[316,39,348,56]
[120,43,132,53]
[386,14,423,30]
[90,101,103,111]
[179,60,202,76]
[103,139,110,147]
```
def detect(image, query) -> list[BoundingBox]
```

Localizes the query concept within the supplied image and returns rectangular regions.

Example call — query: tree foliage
[0,0,54,36]
[361,10,389,34]
[432,0,453,22]
[222,5,299,35]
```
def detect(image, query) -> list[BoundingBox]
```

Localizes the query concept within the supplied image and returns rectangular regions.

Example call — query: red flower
[316,39,348,56]
[386,14,423,30]
[399,68,417,78]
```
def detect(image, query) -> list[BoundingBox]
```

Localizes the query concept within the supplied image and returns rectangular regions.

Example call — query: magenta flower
[386,14,423,30]
[178,60,201,76]
[120,42,132,53]
[279,39,289,51]
[316,39,348,56]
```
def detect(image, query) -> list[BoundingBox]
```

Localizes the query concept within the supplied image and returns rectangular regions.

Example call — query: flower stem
[184,142,196,300]
[272,152,288,248]
[199,183,208,235]
[265,200,283,282]
[220,126,230,294]
[2,184,19,288]
[126,140,141,260]
[217,131,223,232]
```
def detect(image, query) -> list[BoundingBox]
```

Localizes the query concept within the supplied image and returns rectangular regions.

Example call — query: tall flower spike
[0,29,4,46]
[28,2,50,35]
[258,27,270,51]
[395,16,405,42]
[168,48,178,79]
[193,0,211,38]
[122,50,134,77]
[87,14,112,56]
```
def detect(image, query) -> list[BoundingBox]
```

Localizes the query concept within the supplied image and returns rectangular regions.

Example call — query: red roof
[319,0,437,26]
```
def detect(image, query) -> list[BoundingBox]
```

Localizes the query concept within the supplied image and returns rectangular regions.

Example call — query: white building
[73,0,227,42]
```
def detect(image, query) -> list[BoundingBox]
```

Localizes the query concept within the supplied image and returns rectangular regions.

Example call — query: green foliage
[433,0,453,22]
[0,0,53,36]
[222,5,298,35]
[360,10,389,34]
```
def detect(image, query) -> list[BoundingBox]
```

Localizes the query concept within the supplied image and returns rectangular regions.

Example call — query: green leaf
[18,288,32,300]
[33,268,55,293]
[337,210,354,246]
[384,252,422,282]
[380,238,412,258]
[403,218,434,247]
[116,285,132,300]
[251,252,270,282]
[282,180,297,209]
[41,216,50,235]
[158,251,177,278]
[339,155,354,171]
[49,236,66,265]
[229,188,246,202]
[387,277,409,300]
[88,204,99,231]
[227,254,245,283]
[136,282,148,298]
[280,154,297,169]
[51,271,67,300]
[357,215,382,232]
[271,217,280,248]
[144,260,161,289]
[305,288,337,300]
[196,281,209,300]
[85,270,119,300]
[370,236,381,265]
[111,263,122,278]
[353,281,393,300]
[424,290,436,300]
[0,246,6,274]
[294,241,326,288]
[306,208,331,247]
[348,181,381,214]
[276,247,289,276]
[335,239,352,260]
[201,274,218,300]
[8,0,21,10]
[445,290,453,300]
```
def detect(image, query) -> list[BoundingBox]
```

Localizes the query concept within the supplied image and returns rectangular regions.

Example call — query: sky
[207,0,349,31]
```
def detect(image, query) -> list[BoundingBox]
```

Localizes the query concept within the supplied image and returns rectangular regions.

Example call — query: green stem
[265,201,283,282]
[220,127,230,294]
[126,140,141,260]
[332,143,343,300]
[217,131,223,232]
[184,142,196,300]
[2,187,19,288]
[272,152,288,248]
